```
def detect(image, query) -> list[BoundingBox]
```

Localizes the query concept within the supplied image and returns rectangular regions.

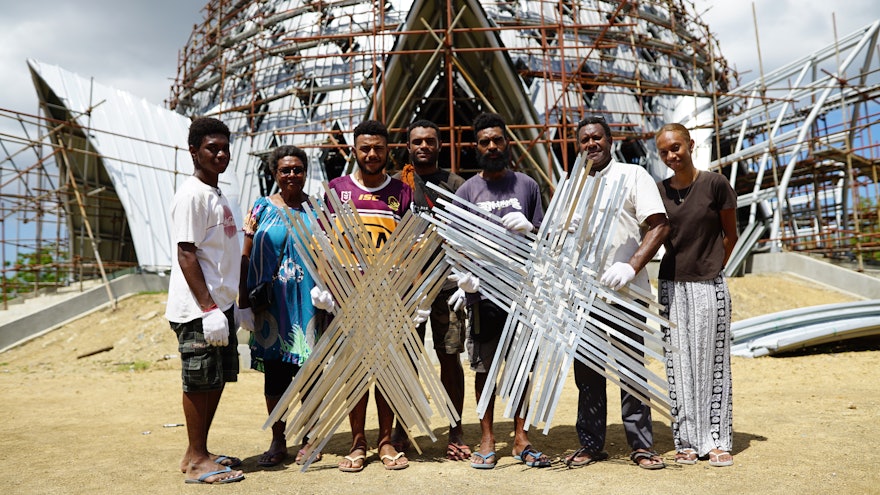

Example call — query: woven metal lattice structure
[266,187,455,469]
[425,152,674,431]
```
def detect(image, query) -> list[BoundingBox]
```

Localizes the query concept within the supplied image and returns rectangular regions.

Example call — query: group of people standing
[164,113,737,484]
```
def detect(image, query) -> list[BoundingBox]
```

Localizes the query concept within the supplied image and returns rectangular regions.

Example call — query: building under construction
[0,0,878,301]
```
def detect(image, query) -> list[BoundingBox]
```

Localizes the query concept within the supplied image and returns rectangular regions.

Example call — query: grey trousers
[573,314,654,454]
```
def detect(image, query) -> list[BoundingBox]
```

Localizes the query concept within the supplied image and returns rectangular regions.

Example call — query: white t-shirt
[165,176,241,323]
[593,160,666,291]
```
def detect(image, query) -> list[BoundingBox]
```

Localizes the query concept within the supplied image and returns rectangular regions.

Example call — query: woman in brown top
[655,123,738,468]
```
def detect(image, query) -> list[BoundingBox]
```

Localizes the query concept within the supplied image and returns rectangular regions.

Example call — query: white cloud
[3,1,879,114]
[0,1,201,114]
[693,0,880,83]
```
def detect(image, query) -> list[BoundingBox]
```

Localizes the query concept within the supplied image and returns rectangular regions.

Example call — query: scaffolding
[168,0,733,207]
[1,0,879,307]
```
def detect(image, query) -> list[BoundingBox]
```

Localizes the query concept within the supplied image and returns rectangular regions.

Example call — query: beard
[478,148,510,173]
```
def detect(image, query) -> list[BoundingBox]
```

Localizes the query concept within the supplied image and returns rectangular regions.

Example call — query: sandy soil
[0,272,877,494]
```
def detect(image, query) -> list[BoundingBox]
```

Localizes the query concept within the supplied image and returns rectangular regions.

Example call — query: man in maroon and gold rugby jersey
[327,120,413,472]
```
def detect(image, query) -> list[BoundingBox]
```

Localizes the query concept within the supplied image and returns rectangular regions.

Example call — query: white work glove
[447,272,480,311]
[448,272,480,293]
[238,306,255,332]
[600,262,636,291]
[501,211,533,234]
[447,288,466,312]
[310,286,336,312]
[413,306,431,325]
[567,213,582,234]
[202,307,230,346]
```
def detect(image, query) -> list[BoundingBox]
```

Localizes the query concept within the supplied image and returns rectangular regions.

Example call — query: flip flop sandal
[338,446,367,473]
[675,448,698,465]
[257,450,288,467]
[296,448,323,465]
[630,450,666,470]
[708,450,734,467]
[184,466,245,484]
[565,448,608,468]
[381,452,409,470]
[447,442,471,461]
[470,451,497,469]
[214,454,242,469]
[513,444,551,468]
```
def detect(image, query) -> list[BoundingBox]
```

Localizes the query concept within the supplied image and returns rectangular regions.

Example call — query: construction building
[0,0,878,304]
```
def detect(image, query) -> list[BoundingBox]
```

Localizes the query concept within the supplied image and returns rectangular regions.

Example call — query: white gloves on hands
[501,211,533,234]
[447,272,480,312]
[448,288,466,312]
[448,272,480,293]
[600,262,636,291]
[413,308,431,324]
[238,306,255,332]
[202,307,230,346]
[310,286,336,312]
[567,213,582,234]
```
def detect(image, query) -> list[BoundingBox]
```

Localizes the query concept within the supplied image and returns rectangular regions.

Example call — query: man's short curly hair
[471,112,507,137]
[407,119,441,142]
[353,120,389,142]
[267,145,308,175]
[576,116,612,141]
[188,117,230,149]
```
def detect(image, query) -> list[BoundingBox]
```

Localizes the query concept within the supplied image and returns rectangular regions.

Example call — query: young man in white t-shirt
[165,117,244,485]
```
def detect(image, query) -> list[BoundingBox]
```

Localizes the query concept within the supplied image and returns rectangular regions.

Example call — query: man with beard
[452,112,549,469]
[323,119,414,472]
[564,116,669,470]
[391,120,470,461]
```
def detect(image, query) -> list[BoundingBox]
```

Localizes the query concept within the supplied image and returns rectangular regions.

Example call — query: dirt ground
[0,272,877,494]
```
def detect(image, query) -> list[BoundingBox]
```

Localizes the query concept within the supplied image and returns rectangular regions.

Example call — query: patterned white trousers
[659,275,733,455]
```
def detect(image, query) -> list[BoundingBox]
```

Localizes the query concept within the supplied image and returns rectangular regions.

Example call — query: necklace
[673,171,699,204]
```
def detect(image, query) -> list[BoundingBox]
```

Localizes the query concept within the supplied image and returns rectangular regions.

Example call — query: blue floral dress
[243,196,319,371]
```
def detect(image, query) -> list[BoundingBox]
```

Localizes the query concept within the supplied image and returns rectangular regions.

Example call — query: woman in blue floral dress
[238,145,321,467]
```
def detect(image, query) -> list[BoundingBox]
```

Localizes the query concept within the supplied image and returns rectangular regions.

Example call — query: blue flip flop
[214,454,242,469]
[470,451,497,469]
[513,445,551,468]
[184,466,245,484]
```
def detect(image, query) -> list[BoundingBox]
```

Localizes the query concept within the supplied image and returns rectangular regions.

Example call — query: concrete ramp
[0,273,169,353]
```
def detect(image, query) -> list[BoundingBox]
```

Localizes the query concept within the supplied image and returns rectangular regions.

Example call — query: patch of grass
[115,360,151,372]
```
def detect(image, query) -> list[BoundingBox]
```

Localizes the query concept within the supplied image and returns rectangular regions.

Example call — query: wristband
[203,303,219,312]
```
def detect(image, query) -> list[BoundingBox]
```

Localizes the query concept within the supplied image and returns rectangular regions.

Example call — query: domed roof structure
[169,0,732,209]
